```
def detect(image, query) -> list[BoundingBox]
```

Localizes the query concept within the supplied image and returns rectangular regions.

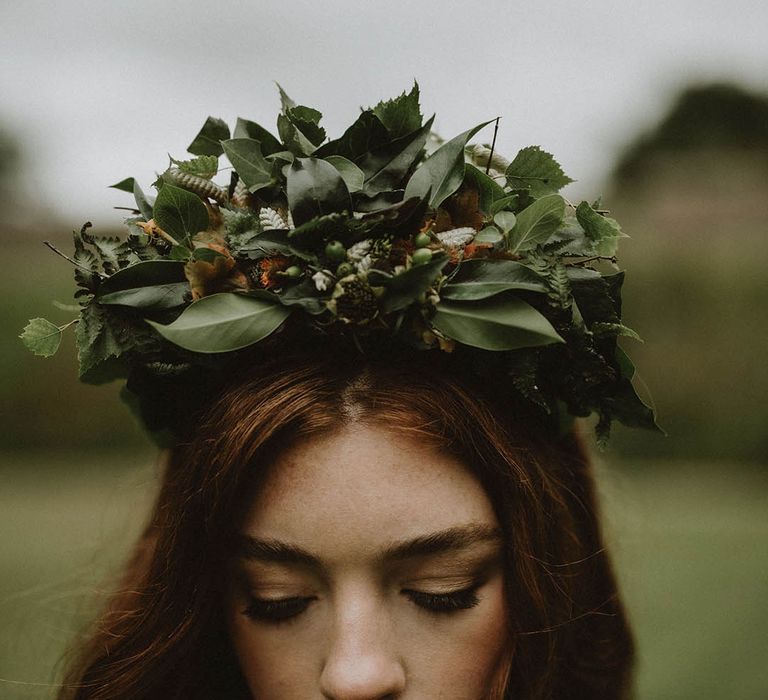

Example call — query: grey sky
[3,0,767,225]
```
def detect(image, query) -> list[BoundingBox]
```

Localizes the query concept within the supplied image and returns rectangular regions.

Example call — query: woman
[22,84,656,698]
[58,346,634,699]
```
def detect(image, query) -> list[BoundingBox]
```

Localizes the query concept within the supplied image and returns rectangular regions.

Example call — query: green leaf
[372,82,422,139]
[147,293,291,353]
[110,177,134,193]
[591,322,642,342]
[368,253,448,313]
[233,117,283,155]
[505,146,574,195]
[277,113,318,157]
[507,194,566,253]
[441,260,547,300]
[404,120,493,207]
[492,210,516,235]
[98,260,186,293]
[276,82,296,111]
[432,295,564,351]
[170,155,218,179]
[99,283,189,309]
[153,183,210,244]
[462,165,507,215]
[575,201,626,257]
[20,318,63,357]
[133,180,154,221]
[314,110,389,162]
[76,303,125,380]
[490,194,520,215]
[241,228,317,261]
[286,106,326,146]
[221,138,275,192]
[286,157,352,227]
[323,155,365,192]
[474,226,503,244]
[187,116,230,157]
[358,116,435,196]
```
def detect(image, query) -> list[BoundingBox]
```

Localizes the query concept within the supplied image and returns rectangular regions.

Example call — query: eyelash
[242,584,481,624]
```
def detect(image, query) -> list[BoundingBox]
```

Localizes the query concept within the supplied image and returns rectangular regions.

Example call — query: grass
[1,452,766,699]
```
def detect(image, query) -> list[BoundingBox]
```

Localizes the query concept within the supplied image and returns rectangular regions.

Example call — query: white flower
[312,270,333,292]
[347,239,372,262]
[436,227,476,248]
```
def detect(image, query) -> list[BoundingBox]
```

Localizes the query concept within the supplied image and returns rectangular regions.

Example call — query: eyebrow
[234,523,502,567]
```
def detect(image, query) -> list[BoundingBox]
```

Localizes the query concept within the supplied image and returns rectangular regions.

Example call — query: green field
[1,452,766,699]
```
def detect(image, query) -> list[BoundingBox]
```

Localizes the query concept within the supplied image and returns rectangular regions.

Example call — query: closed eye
[403,583,481,613]
[242,596,315,623]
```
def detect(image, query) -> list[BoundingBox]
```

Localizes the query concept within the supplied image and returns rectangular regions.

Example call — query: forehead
[242,425,498,563]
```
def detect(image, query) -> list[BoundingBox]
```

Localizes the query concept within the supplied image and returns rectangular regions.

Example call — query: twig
[563,254,618,266]
[43,241,104,277]
[485,117,501,175]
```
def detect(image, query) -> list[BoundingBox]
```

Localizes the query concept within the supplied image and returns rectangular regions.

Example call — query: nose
[319,590,406,699]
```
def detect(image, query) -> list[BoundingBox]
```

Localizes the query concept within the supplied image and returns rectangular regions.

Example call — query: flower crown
[21,83,659,444]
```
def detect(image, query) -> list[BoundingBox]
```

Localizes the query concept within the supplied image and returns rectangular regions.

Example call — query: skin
[227,424,509,700]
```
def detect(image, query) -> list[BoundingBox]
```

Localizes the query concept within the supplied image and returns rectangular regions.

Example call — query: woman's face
[227,424,509,699]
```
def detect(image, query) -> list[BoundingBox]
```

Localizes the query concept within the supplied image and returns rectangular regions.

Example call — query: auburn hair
[59,343,634,699]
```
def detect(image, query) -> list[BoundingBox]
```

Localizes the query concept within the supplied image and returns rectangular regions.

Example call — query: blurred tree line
[2,84,767,462]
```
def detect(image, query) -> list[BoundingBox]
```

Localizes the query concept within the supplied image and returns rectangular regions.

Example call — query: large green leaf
[147,293,291,353]
[286,157,352,226]
[323,155,364,192]
[404,120,493,208]
[358,116,435,196]
[431,295,563,350]
[187,116,230,157]
[99,283,189,309]
[97,260,188,309]
[153,184,210,244]
[507,194,566,253]
[368,253,448,313]
[505,146,574,195]
[233,117,283,155]
[441,260,547,300]
[372,82,422,139]
[221,138,275,192]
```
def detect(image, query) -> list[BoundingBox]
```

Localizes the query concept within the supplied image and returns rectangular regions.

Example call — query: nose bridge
[320,579,406,698]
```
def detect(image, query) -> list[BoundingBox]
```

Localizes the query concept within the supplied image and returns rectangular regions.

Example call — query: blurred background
[1,1,766,697]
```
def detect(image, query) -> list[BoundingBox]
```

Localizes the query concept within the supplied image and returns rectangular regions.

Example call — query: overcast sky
[3,0,767,226]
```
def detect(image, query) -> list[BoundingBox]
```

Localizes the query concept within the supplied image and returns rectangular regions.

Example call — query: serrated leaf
[404,120,493,208]
[507,194,566,253]
[315,110,389,162]
[368,253,448,313]
[432,295,564,351]
[187,116,230,157]
[358,116,435,196]
[575,201,626,257]
[233,117,283,155]
[76,303,126,380]
[170,155,218,179]
[286,157,352,227]
[277,113,318,157]
[20,318,63,357]
[147,293,291,353]
[323,155,364,192]
[441,260,547,300]
[276,82,296,112]
[153,184,210,244]
[505,146,574,195]
[221,139,275,192]
[286,106,326,146]
[372,82,422,139]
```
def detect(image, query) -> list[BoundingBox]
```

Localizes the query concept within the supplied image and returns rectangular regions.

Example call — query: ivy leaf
[146,293,291,353]
[358,116,435,196]
[286,157,352,227]
[315,110,389,161]
[372,82,422,139]
[404,120,493,208]
[169,155,218,179]
[233,117,283,155]
[462,165,507,216]
[432,295,564,351]
[441,260,547,301]
[20,318,64,357]
[507,194,566,253]
[575,201,626,257]
[505,146,574,196]
[323,155,365,192]
[187,116,230,157]
[153,184,210,244]
[221,139,275,192]
[368,253,448,313]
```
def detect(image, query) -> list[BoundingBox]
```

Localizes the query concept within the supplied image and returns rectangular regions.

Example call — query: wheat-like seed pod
[230,179,251,208]
[165,168,228,205]
[466,144,510,178]
[259,206,288,231]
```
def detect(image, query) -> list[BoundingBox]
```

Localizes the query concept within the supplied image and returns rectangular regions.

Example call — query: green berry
[336,262,354,277]
[414,231,431,248]
[325,240,346,262]
[285,265,302,279]
[412,248,433,265]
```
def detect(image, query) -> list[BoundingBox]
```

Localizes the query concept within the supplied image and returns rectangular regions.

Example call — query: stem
[485,117,501,175]
[563,254,618,265]
[43,241,105,277]
[57,318,79,332]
